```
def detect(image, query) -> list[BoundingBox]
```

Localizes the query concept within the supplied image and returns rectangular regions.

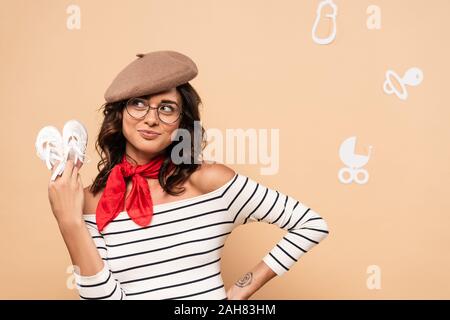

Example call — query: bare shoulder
[190,161,236,194]
[83,185,102,215]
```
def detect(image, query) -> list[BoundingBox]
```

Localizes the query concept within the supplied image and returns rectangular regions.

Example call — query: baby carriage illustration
[338,136,372,184]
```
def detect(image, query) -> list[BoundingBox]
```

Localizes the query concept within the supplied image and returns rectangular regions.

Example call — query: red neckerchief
[96,153,172,231]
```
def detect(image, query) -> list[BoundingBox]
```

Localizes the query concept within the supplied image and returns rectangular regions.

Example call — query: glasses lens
[126,98,148,119]
[158,104,181,124]
[126,98,182,123]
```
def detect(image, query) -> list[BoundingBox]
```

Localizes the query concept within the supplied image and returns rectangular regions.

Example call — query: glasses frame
[125,97,183,124]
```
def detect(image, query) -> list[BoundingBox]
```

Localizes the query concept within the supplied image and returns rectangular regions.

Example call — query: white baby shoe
[35,125,66,181]
[35,119,90,181]
[62,119,91,168]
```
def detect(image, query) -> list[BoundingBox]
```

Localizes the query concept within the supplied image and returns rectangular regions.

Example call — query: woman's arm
[48,159,125,299]
[218,170,330,299]
[227,261,277,300]
[58,219,105,277]
[66,219,126,300]
[48,159,103,276]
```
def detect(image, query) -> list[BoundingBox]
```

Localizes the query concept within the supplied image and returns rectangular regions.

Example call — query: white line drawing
[366,265,382,290]
[312,0,338,45]
[383,67,423,101]
[366,5,382,30]
[338,136,373,185]
[66,4,81,30]
[66,265,77,290]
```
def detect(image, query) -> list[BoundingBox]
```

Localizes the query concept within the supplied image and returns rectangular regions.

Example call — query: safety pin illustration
[383,67,423,101]
[338,136,373,185]
[312,0,338,45]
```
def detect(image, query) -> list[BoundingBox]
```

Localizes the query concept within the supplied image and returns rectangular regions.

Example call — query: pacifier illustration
[383,67,423,101]
[338,136,373,185]
[312,0,338,45]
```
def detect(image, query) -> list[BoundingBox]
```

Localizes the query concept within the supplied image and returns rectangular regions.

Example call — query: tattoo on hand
[235,272,253,287]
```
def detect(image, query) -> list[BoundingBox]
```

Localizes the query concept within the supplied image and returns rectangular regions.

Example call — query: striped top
[73,173,330,300]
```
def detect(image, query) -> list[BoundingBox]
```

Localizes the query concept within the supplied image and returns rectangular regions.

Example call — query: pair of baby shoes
[35,119,90,181]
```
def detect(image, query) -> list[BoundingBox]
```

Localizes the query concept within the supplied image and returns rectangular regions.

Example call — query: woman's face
[122,88,182,163]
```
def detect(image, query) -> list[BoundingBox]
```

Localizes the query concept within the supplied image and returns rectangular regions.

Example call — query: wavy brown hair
[88,82,207,197]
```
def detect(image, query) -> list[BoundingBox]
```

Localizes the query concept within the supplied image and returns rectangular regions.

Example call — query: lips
[138,129,160,135]
[138,130,161,139]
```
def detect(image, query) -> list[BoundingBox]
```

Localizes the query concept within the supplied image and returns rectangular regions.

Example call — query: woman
[47,51,330,300]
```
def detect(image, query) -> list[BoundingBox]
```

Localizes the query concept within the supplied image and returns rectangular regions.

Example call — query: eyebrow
[160,99,179,107]
[139,95,179,107]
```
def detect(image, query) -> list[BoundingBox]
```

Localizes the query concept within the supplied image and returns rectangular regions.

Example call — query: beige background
[1,0,449,299]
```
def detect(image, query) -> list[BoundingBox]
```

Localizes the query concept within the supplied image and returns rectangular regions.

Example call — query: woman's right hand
[48,158,84,227]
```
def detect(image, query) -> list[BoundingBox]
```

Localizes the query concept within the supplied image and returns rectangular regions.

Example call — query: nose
[143,107,159,125]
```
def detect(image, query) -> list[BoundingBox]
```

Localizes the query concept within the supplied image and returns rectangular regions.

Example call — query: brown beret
[104,50,198,103]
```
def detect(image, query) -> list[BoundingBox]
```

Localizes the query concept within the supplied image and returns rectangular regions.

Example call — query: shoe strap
[66,140,91,165]
[44,142,64,170]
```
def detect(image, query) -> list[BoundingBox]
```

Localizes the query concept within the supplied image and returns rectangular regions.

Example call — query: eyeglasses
[125,97,182,124]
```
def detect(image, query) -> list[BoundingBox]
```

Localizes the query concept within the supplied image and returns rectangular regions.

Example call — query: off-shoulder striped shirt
[73,173,330,300]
